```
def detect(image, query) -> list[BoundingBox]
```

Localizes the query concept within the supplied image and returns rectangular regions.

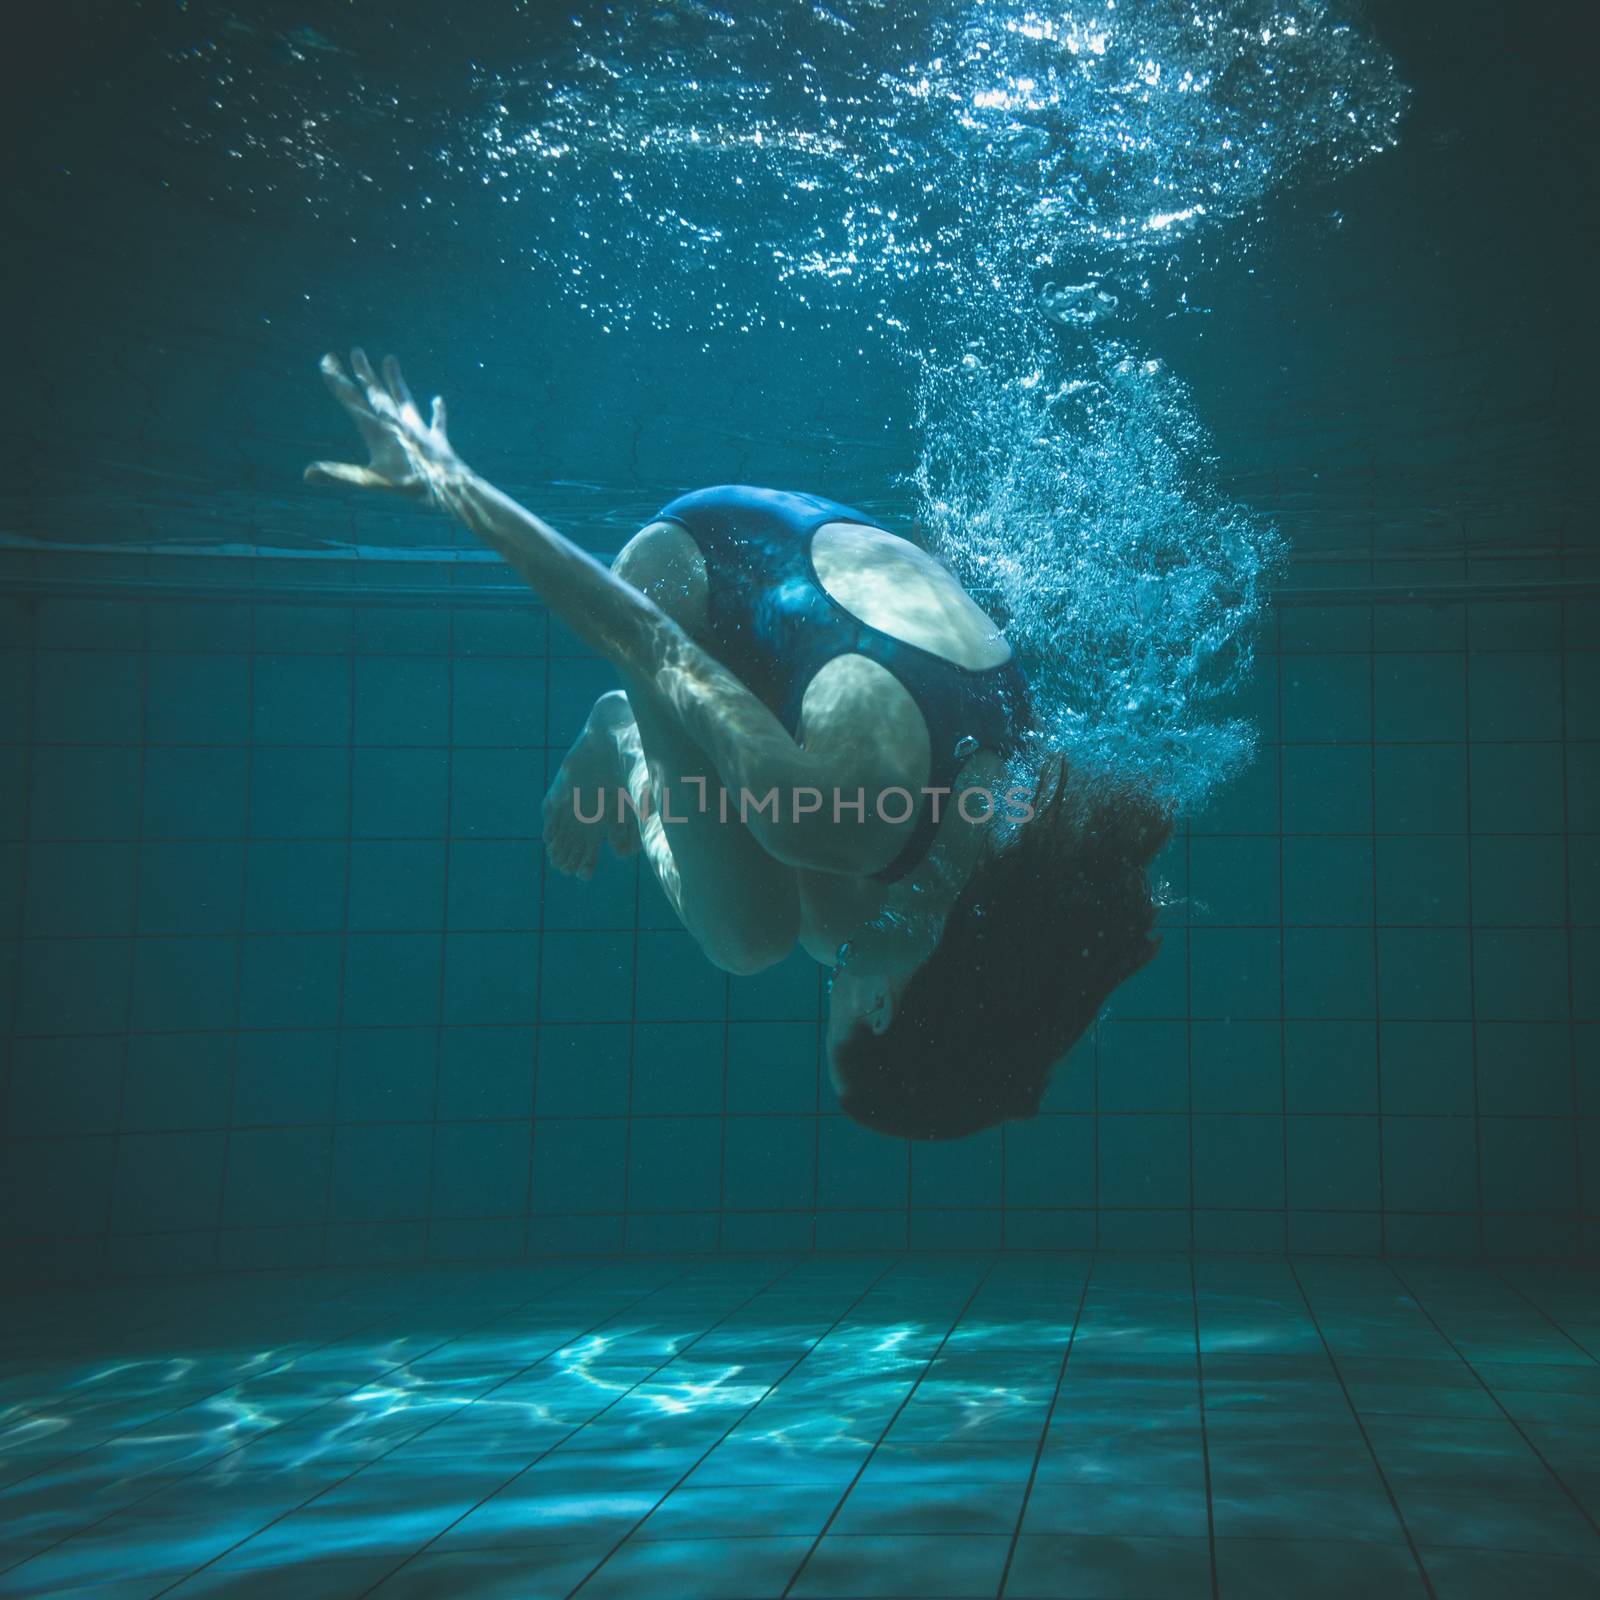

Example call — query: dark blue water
[1,1,1597,1595]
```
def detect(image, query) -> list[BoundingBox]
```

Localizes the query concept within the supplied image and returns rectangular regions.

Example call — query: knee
[696,917,796,977]
[710,934,790,972]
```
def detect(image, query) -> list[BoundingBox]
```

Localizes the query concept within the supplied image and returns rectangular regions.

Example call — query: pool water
[4,0,1598,1595]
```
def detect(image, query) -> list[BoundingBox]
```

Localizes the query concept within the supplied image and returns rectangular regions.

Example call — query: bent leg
[546,690,799,976]
[542,692,641,879]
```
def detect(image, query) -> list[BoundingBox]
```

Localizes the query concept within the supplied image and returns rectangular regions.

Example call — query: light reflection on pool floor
[1,1254,1597,1597]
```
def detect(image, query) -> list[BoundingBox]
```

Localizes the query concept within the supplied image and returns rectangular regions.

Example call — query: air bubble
[953,734,980,760]
[1038,281,1119,327]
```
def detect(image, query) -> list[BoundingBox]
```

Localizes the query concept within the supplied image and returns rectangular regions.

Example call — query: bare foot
[542,692,639,878]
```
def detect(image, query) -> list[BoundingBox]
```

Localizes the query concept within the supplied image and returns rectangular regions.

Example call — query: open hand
[304,349,458,498]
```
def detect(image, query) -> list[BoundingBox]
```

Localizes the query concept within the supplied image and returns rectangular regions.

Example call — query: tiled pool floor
[1,1255,1597,1598]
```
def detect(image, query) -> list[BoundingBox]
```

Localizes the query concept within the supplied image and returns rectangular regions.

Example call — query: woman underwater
[307,350,1170,1141]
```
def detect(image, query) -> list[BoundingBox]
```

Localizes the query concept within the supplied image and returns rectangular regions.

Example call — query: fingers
[305,461,379,488]
[319,353,375,419]
[316,349,445,444]
[382,355,422,424]
[350,347,396,420]
[304,461,419,493]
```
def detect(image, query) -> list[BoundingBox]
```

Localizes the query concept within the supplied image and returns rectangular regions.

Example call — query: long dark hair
[834,755,1171,1140]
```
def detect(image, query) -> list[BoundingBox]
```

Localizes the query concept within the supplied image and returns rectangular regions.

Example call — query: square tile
[1214,1538,1427,1599]
[580,1536,813,1600]
[1283,655,1371,744]
[1376,654,1465,743]
[1190,927,1281,1020]
[1193,1115,1284,1210]
[1003,1533,1210,1598]
[822,1113,914,1210]
[1377,929,1471,1020]
[1022,1481,1208,1538]
[1375,836,1469,926]
[630,1023,725,1116]
[1285,1020,1377,1112]
[1191,1021,1282,1113]
[1284,928,1375,1019]
[832,1478,1024,1535]
[348,840,448,931]
[636,1483,839,1539]
[724,1116,817,1211]
[1189,836,1280,925]
[1283,746,1372,834]
[1375,746,1466,834]
[1096,1021,1188,1113]
[1468,655,1562,743]
[1470,745,1564,834]
[791,1533,1010,1598]
[1284,836,1372,926]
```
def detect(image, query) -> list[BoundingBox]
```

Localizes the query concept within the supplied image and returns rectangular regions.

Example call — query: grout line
[0,1257,582,1534]
[15,814,1600,844]
[811,962,825,1251]
[212,600,259,1274]
[0,599,37,1165]
[96,1261,680,1599]
[103,600,150,1271]
[904,1090,914,1252]
[320,610,359,1265]
[0,1200,1587,1235]
[7,1008,1597,1033]
[779,1254,1002,1598]
[1276,607,1291,1254]
[1491,1267,1600,1365]
[16,737,616,754]
[715,971,731,1253]
[618,767,643,1256]
[1462,576,1486,1260]
[522,617,555,1259]
[18,733,1600,755]
[1284,1258,1438,1597]
[362,1259,817,1599]
[996,1254,1097,1597]
[0,1106,1578,1129]
[7,913,1599,940]
[1091,1016,1101,1253]
[1367,507,1389,1257]
[1189,1255,1221,1600]
[1361,449,1388,1259]
[420,606,455,1265]
[1388,1259,1600,1539]
[562,1256,904,1600]
[4,572,1595,613]
[1557,592,1586,1248]
[1185,817,1196,1253]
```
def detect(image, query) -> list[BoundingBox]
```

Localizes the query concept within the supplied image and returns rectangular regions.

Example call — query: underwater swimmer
[307,350,1170,1140]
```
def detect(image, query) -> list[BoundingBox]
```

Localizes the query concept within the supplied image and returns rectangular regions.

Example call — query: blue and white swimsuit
[654,485,1033,882]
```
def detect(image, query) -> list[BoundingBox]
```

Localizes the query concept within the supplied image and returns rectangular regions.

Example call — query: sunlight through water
[169,0,1409,804]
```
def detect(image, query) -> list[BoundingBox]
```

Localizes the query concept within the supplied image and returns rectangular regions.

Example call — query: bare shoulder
[797,653,931,790]
[612,519,710,633]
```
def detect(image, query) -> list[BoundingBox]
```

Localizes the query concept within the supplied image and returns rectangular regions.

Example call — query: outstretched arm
[305,351,899,871]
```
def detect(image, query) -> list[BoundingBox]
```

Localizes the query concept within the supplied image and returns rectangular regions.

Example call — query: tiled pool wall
[0,559,1595,1278]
